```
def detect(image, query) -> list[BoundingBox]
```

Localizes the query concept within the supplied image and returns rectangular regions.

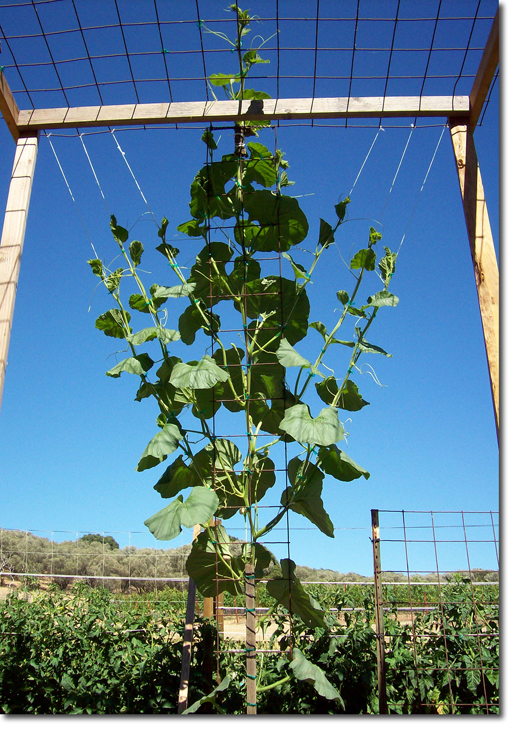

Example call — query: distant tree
[78,534,119,551]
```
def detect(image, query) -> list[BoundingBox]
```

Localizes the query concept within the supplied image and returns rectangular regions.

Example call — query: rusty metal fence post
[371,509,388,714]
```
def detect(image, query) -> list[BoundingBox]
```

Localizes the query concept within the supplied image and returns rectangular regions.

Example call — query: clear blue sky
[0,1,499,576]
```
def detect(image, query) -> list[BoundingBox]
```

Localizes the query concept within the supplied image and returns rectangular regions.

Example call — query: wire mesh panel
[372,509,499,714]
[0,0,498,128]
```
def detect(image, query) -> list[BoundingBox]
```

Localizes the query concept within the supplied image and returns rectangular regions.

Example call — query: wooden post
[245,563,257,714]
[449,121,499,438]
[371,510,387,715]
[0,133,39,414]
[177,525,200,714]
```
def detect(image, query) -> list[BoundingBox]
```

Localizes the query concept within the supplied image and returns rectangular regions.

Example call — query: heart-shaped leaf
[144,486,219,541]
[289,648,343,706]
[137,423,184,472]
[279,404,345,446]
[170,355,229,390]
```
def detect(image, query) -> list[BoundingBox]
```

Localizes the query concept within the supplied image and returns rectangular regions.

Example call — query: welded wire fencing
[371,509,499,714]
[0,512,499,714]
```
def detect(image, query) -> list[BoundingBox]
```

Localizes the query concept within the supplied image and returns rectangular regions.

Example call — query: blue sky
[0,1,499,576]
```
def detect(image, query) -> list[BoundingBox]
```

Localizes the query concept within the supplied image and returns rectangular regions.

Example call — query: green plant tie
[348,300,354,307]
[245,607,255,614]
[194,298,200,304]
[245,573,255,579]
[233,179,246,190]
[169,262,179,269]
[161,48,169,54]
[247,674,257,681]
[145,301,151,307]
[197,19,203,27]
[304,273,311,280]
[0,66,5,74]
[247,702,257,707]
[348,367,353,374]
[320,347,326,354]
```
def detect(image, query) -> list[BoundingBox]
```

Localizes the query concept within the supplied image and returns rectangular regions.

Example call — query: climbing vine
[89,5,398,711]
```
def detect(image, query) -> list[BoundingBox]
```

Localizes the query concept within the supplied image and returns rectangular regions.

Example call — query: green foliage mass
[87,4,403,710]
[0,581,498,714]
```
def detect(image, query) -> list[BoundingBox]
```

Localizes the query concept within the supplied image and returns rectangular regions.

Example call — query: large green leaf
[266,559,328,629]
[110,215,128,244]
[150,283,196,300]
[186,526,274,596]
[318,444,370,482]
[228,255,261,296]
[356,328,392,357]
[136,423,184,472]
[207,438,242,470]
[144,486,219,542]
[318,218,335,247]
[95,309,130,339]
[187,241,233,306]
[279,404,345,446]
[154,455,206,499]
[185,525,239,596]
[170,355,229,390]
[235,276,310,347]
[276,338,313,370]
[237,191,309,252]
[129,240,143,266]
[189,161,238,221]
[244,142,277,188]
[106,354,154,379]
[289,649,343,706]
[364,290,399,309]
[178,304,221,345]
[191,383,224,420]
[213,346,245,413]
[181,675,232,715]
[283,457,334,538]
[283,252,308,282]
[350,248,376,271]
[127,327,180,346]
[248,390,297,439]
[315,377,369,412]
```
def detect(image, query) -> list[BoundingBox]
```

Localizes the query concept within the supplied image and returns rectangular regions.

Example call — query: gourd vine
[89,4,399,711]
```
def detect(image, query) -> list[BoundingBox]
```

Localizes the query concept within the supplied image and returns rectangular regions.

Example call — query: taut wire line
[347,126,384,197]
[110,129,159,228]
[397,124,446,256]
[379,124,415,223]
[79,133,111,218]
[45,132,100,260]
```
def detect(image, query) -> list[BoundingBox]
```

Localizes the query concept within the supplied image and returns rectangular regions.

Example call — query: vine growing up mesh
[88,5,400,712]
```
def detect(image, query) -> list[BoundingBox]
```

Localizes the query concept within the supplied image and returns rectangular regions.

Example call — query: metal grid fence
[372,509,499,714]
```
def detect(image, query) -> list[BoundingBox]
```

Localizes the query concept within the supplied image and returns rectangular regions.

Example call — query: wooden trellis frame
[0,14,499,426]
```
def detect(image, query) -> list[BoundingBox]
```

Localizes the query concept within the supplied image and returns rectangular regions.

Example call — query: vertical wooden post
[177,525,200,714]
[371,510,387,714]
[449,121,499,439]
[245,563,257,714]
[0,133,39,414]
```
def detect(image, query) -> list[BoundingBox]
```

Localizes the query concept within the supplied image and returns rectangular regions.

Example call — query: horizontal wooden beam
[469,10,499,131]
[0,71,20,141]
[15,95,470,132]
